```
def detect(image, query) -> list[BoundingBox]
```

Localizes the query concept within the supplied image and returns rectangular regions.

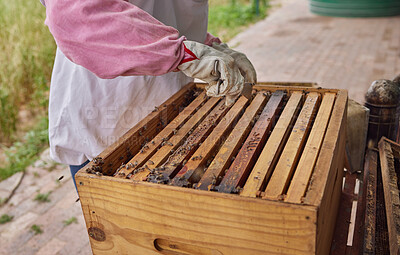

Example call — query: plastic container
[310,0,400,17]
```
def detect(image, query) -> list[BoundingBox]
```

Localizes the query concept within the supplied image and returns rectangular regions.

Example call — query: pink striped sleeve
[44,0,186,79]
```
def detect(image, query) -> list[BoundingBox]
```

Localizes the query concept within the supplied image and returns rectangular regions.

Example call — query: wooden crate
[76,82,347,255]
[378,137,400,254]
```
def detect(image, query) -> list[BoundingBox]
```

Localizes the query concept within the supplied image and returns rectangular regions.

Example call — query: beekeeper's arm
[41,0,251,101]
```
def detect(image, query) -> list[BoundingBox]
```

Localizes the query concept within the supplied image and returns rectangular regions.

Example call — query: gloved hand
[211,42,257,84]
[178,41,244,106]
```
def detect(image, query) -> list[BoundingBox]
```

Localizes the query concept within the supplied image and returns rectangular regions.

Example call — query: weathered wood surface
[171,95,250,187]
[195,81,318,88]
[76,176,317,255]
[264,92,320,200]
[285,93,335,203]
[115,92,207,178]
[378,137,400,255]
[217,90,285,194]
[129,97,220,181]
[303,90,347,205]
[196,92,269,191]
[81,82,196,176]
[241,92,303,197]
[155,100,229,181]
[362,150,377,254]
[303,90,347,255]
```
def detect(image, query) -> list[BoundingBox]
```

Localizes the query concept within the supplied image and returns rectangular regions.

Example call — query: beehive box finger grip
[154,238,222,255]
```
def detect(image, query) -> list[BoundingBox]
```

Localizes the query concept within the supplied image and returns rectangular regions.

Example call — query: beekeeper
[40,0,257,188]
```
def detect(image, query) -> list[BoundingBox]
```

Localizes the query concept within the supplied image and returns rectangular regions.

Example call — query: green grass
[0,214,13,224]
[0,117,49,181]
[208,0,269,42]
[0,0,53,180]
[30,224,43,235]
[33,191,51,203]
[0,0,55,143]
[63,217,78,226]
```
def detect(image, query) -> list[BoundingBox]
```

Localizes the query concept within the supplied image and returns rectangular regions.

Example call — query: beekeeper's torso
[49,0,208,165]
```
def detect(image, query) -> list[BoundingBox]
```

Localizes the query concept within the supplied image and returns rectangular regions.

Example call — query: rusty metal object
[365,78,400,147]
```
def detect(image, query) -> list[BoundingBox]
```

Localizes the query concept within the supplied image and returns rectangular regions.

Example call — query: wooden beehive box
[76,82,347,255]
[378,137,400,254]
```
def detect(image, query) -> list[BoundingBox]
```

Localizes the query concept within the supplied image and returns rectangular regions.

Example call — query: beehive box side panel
[378,138,400,255]
[316,125,345,255]
[304,90,347,204]
[303,90,347,254]
[76,175,317,255]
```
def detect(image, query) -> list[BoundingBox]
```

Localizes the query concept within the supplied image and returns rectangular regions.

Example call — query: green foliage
[30,224,43,235]
[0,90,17,140]
[34,191,51,203]
[63,217,78,226]
[0,0,55,143]
[0,117,49,181]
[208,0,269,42]
[0,214,13,224]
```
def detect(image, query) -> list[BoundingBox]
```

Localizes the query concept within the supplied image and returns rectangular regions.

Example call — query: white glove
[211,42,257,84]
[178,41,244,105]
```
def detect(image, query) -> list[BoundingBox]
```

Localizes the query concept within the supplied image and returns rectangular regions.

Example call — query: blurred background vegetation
[0,0,269,180]
[0,0,54,180]
[209,0,268,42]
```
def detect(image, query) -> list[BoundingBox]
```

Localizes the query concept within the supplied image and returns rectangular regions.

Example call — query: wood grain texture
[285,93,335,203]
[241,91,303,197]
[195,83,340,95]
[303,90,347,255]
[263,92,320,200]
[129,97,220,181]
[303,90,347,205]
[156,100,229,181]
[350,150,375,254]
[171,96,250,187]
[195,82,322,90]
[80,82,196,176]
[378,138,400,255]
[76,175,317,255]
[217,90,285,194]
[196,92,269,191]
[114,92,207,178]
[363,150,378,254]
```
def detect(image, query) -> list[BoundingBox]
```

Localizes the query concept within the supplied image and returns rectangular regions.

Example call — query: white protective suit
[48,0,208,165]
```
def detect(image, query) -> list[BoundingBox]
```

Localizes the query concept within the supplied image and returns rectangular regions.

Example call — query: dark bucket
[365,102,399,147]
